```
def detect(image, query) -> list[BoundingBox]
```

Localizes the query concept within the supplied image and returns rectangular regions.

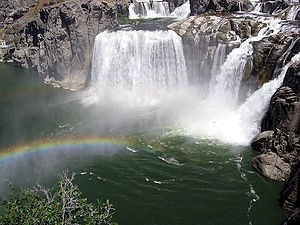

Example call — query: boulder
[251,152,291,181]
[250,130,274,153]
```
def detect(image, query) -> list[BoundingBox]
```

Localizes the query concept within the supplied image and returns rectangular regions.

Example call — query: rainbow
[0,136,147,164]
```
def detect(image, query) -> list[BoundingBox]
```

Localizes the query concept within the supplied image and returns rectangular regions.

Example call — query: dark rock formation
[189,0,253,15]
[3,0,118,90]
[260,0,289,15]
[0,0,38,30]
[251,33,297,85]
[251,152,291,181]
[250,61,300,224]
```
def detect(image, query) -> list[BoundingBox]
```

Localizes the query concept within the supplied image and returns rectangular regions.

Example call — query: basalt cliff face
[1,0,118,90]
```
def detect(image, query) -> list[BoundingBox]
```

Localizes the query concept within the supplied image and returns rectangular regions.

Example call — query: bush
[0,171,117,225]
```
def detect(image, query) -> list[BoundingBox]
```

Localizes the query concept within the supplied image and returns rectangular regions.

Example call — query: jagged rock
[260,0,289,15]
[281,168,300,213]
[251,152,291,181]
[7,0,118,90]
[251,130,275,153]
[252,32,298,85]
[189,0,253,15]
[282,208,300,225]
[262,66,300,135]
[283,61,300,94]
[251,58,300,220]
[262,86,300,135]
[0,0,38,30]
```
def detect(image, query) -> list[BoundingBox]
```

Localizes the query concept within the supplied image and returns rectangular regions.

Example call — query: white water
[129,0,190,19]
[129,0,170,19]
[87,13,298,145]
[90,30,188,103]
[237,45,300,142]
[287,5,300,20]
[170,1,191,19]
[208,18,282,107]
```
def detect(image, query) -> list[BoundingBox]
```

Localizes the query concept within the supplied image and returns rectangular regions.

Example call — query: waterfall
[129,0,190,19]
[91,30,188,94]
[287,5,300,20]
[129,0,170,19]
[170,1,191,19]
[237,51,300,142]
[208,19,282,107]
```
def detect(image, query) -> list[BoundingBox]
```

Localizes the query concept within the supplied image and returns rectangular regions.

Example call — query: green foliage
[0,171,117,225]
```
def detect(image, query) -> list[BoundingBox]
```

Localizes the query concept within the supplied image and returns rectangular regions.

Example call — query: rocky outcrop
[189,0,253,15]
[250,62,300,224]
[0,0,38,30]
[251,152,291,181]
[251,33,298,85]
[3,0,118,90]
[260,0,289,15]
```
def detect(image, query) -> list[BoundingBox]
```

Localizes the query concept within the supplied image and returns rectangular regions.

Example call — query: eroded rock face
[251,62,300,220]
[251,152,291,181]
[260,0,289,15]
[0,0,38,30]
[252,33,297,85]
[262,86,300,135]
[189,0,253,15]
[7,0,118,90]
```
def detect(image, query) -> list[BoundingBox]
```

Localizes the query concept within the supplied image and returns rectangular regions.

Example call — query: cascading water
[89,7,297,145]
[129,0,190,19]
[287,5,300,20]
[91,30,188,99]
[208,19,282,107]
[170,1,191,19]
[129,0,170,19]
[237,40,300,141]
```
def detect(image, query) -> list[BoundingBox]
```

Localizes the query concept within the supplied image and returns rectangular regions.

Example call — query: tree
[0,171,117,225]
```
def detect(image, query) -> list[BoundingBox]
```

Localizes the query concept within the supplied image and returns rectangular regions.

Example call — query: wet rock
[282,208,300,225]
[251,152,291,181]
[252,32,297,85]
[260,0,289,15]
[262,86,300,135]
[283,61,300,94]
[189,0,253,15]
[251,130,275,153]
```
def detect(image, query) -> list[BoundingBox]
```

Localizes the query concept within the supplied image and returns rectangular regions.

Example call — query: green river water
[0,62,287,224]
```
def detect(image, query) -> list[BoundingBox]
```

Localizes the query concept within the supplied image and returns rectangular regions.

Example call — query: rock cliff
[2,0,118,90]
[251,61,300,224]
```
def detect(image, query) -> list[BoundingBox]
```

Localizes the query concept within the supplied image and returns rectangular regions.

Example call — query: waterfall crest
[129,0,170,19]
[91,30,188,94]
[129,0,190,19]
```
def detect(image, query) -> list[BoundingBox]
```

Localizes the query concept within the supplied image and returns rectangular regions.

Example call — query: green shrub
[0,171,117,225]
